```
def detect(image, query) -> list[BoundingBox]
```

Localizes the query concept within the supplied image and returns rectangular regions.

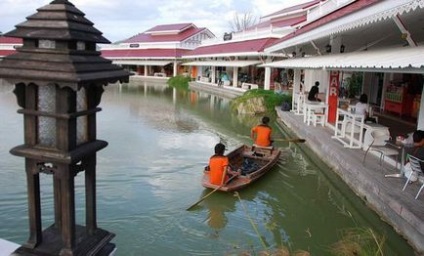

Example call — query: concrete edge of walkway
[189,82,245,99]
[275,107,424,254]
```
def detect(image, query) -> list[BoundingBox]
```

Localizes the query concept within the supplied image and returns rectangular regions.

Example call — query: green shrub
[167,75,191,90]
[231,89,291,112]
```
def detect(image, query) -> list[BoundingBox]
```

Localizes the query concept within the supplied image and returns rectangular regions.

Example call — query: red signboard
[328,71,340,123]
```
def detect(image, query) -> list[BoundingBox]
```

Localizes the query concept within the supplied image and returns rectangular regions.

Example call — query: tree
[229,11,258,32]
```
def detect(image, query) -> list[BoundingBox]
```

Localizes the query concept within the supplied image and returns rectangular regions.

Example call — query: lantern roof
[8,0,109,43]
[0,0,129,89]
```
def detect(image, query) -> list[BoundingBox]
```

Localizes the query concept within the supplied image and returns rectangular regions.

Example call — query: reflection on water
[0,79,414,255]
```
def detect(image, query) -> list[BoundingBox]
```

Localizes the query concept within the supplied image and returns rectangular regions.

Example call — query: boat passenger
[251,116,273,147]
[208,143,239,185]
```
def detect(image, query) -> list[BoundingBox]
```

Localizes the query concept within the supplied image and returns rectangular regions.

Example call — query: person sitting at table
[355,93,376,123]
[403,130,424,182]
[307,81,321,102]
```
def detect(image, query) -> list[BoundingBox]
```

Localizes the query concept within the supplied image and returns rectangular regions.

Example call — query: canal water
[0,79,414,255]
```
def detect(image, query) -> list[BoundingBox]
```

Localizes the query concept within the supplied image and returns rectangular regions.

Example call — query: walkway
[189,81,246,98]
[276,108,424,254]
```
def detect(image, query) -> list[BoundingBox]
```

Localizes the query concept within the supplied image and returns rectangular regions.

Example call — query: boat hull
[202,145,281,192]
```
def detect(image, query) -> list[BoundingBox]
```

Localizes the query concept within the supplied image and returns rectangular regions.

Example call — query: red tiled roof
[248,15,306,31]
[101,48,191,58]
[269,0,380,47]
[123,24,208,43]
[146,23,193,33]
[262,0,322,19]
[0,36,22,44]
[185,38,278,56]
[0,49,16,57]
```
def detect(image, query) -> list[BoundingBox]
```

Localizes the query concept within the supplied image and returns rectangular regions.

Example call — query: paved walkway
[275,108,424,254]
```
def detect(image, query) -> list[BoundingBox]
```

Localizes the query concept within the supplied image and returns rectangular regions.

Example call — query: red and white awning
[262,46,424,73]
[113,60,173,66]
[182,60,262,67]
[266,0,424,53]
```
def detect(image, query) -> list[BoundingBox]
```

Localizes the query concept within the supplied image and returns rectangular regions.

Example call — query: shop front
[264,46,424,130]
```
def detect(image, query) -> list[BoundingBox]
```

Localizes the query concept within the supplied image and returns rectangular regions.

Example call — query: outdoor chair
[402,155,424,199]
[312,112,325,127]
[362,129,399,170]
[368,105,379,123]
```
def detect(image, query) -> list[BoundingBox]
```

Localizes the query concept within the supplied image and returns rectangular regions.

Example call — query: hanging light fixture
[325,44,332,53]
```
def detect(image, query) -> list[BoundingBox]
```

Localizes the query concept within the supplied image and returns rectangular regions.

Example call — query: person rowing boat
[251,116,273,147]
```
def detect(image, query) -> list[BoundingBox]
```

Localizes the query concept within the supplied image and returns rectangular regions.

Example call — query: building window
[77,41,86,50]
[38,40,56,49]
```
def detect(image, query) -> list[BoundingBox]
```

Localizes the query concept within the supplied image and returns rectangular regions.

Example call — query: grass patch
[329,227,385,256]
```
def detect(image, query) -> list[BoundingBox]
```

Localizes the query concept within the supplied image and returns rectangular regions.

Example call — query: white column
[293,69,301,94]
[233,67,239,87]
[293,69,301,108]
[211,66,216,84]
[173,60,178,77]
[264,67,271,90]
[144,65,148,77]
[381,73,392,111]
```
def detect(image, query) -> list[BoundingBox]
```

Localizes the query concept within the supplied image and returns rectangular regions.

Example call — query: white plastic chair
[368,106,379,123]
[362,129,399,169]
[402,155,424,199]
[312,113,325,126]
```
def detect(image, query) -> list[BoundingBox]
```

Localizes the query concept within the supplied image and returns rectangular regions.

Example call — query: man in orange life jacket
[208,143,240,185]
[251,116,273,147]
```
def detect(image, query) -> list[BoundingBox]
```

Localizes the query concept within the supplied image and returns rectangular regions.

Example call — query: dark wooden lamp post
[0,0,129,255]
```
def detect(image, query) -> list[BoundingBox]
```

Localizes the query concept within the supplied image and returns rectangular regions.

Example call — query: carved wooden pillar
[0,1,129,255]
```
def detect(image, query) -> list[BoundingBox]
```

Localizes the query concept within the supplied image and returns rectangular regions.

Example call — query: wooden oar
[186,174,238,211]
[273,138,306,143]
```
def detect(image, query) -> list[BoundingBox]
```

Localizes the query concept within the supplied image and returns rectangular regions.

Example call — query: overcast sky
[0,0,311,43]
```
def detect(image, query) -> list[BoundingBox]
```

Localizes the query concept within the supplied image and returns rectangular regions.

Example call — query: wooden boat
[202,144,281,192]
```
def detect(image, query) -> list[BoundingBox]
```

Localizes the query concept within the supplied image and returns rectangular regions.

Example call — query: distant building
[0,36,22,59]
[100,23,215,78]
[181,0,321,90]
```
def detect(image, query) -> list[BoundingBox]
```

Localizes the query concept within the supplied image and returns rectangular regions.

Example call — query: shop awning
[112,60,173,66]
[265,0,424,53]
[182,60,262,67]
[262,46,424,73]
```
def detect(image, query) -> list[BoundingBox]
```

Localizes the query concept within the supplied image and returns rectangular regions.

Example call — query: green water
[0,79,414,255]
